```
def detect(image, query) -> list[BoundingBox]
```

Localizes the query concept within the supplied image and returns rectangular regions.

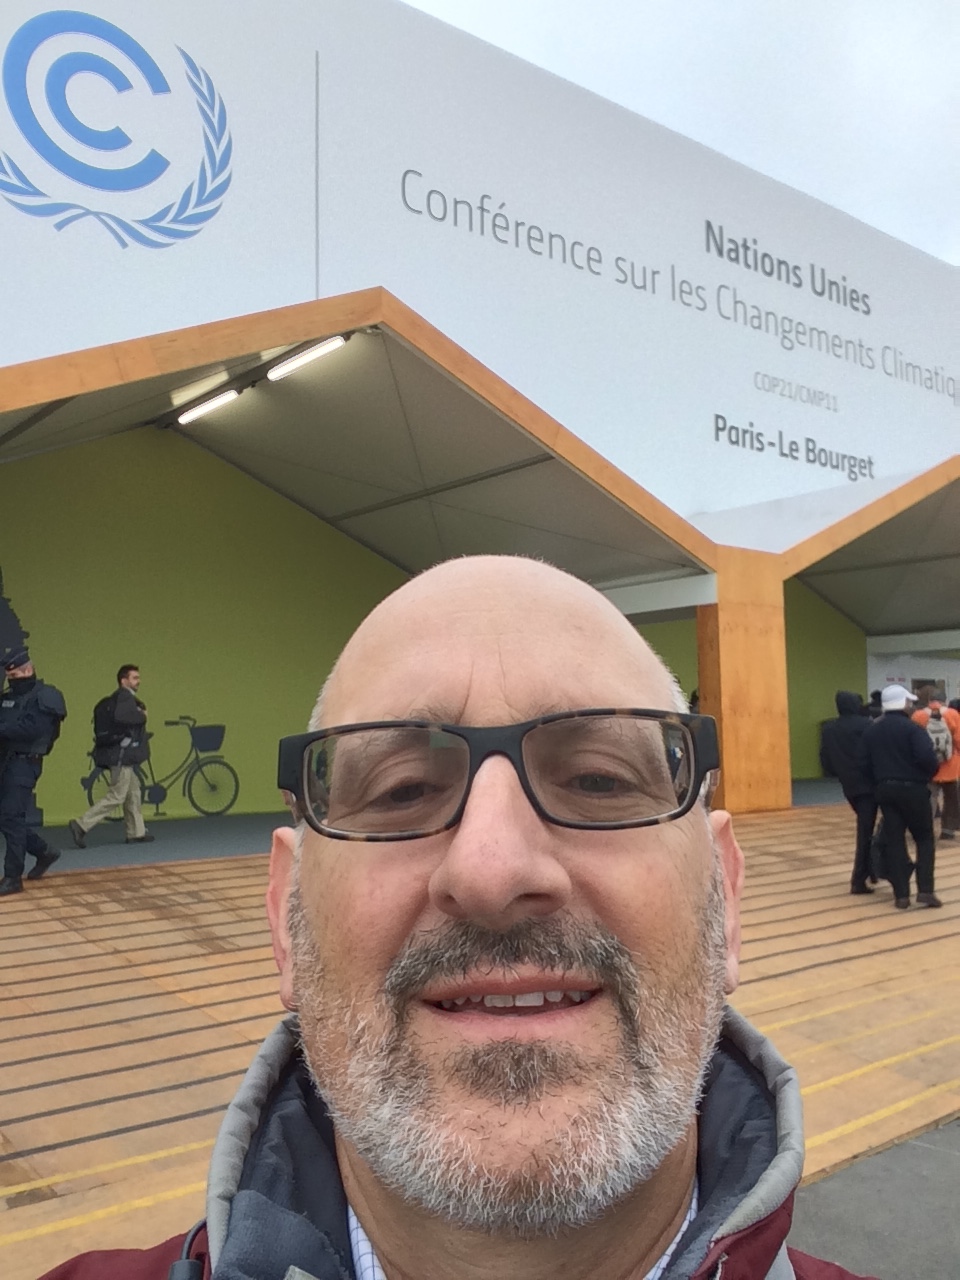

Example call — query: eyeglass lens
[304,715,696,836]
[524,715,692,824]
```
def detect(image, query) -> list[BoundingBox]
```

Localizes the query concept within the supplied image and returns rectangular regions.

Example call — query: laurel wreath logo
[0,47,232,249]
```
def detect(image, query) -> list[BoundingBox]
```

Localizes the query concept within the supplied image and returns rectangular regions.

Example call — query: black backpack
[93,691,124,749]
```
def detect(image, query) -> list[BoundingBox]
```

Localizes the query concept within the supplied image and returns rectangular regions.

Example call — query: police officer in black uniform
[0,646,67,896]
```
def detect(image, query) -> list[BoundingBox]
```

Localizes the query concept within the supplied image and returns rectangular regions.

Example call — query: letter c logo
[3,10,171,192]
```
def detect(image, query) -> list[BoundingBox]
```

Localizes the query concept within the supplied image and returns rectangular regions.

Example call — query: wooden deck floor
[2,807,958,1278]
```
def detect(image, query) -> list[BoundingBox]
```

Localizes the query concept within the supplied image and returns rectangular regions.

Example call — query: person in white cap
[859,684,941,908]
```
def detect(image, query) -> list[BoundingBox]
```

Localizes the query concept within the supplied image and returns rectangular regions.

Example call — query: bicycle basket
[191,724,225,752]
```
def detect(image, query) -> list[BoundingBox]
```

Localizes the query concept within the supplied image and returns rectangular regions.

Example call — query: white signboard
[0,0,956,547]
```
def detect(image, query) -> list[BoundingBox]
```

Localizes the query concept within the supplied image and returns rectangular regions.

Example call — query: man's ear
[709,809,745,995]
[266,825,298,1011]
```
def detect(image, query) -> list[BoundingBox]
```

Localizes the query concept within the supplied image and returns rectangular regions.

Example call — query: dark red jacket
[37,1223,871,1279]
[38,1012,875,1280]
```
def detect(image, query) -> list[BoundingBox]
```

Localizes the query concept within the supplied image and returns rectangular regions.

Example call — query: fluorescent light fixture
[169,370,230,409]
[266,335,346,381]
[177,388,240,425]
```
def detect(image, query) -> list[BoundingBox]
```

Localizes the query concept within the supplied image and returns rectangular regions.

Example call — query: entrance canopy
[798,477,960,634]
[0,289,714,591]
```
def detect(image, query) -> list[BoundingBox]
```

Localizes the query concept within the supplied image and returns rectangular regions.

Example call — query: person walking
[819,690,877,894]
[911,685,960,841]
[859,684,940,908]
[69,665,154,847]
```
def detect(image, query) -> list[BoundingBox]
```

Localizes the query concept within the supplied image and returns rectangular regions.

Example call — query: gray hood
[204,1007,804,1280]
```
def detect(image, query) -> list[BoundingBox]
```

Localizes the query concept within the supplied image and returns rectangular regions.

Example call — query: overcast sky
[402,0,959,265]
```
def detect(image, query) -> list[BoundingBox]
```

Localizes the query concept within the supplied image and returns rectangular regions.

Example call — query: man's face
[270,559,743,1234]
[122,670,140,692]
[5,661,34,680]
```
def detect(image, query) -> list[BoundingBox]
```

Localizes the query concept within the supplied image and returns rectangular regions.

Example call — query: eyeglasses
[278,708,719,841]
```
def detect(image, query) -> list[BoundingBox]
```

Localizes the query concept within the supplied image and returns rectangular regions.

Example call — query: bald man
[43,558,872,1280]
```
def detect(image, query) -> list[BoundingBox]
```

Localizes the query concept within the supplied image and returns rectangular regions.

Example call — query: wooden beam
[377,291,718,570]
[698,547,792,813]
[0,289,386,414]
[780,456,960,578]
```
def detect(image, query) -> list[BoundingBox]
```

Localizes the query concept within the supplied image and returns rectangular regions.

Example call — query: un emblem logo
[0,10,232,248]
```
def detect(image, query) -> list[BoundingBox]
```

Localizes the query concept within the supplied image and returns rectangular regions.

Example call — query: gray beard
[290,865,727,1238]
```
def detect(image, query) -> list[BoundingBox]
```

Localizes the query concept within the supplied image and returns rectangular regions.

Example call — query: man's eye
[572,772,620,794]
[360,773,452,811]
[560,761,644,795]
[382,781,431,806]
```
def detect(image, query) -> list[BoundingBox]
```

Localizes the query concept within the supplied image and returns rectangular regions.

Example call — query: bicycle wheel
[85,768,122,819]
[186,758,239,816]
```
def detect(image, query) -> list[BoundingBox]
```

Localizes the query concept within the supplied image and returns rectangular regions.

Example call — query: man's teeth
[436,990,594,1011]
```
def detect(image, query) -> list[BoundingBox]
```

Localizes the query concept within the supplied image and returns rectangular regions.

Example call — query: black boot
[27,848,61,880]
[0,876,23,896]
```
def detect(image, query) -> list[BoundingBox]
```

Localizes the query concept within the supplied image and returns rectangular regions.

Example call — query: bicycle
[79,715,240,818]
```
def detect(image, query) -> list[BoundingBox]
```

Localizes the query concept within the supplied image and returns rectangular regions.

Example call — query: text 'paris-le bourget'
[713,412,874,483]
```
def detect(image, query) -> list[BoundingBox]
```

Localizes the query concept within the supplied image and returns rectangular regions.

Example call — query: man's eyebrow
[402,703,582,725]
[403,706,467,724]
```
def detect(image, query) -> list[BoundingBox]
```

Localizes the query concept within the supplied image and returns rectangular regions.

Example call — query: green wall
[633,617,698,703]
[0,429,406,825]
[634,592,866,782]
[785,578,866,778]
[0,429,869,822]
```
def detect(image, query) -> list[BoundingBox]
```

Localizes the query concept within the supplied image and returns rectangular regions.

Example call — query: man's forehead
[321,558,678,724]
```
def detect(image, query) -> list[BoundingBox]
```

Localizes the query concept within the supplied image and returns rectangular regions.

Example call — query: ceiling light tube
[177,388,240,425]
[266,335,346,381]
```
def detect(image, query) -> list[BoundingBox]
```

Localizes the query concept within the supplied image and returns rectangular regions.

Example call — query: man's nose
[427,754,573,929]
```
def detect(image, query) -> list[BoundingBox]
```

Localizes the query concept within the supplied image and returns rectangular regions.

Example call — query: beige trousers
[79,765,146,839]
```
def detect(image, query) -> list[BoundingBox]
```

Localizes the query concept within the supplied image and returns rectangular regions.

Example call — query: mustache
[383,915,642,1032]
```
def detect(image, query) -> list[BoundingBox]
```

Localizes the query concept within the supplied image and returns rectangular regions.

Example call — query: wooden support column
[697,547,791,813]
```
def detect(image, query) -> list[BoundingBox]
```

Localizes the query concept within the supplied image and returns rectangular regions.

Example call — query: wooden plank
[731,807,960,1178]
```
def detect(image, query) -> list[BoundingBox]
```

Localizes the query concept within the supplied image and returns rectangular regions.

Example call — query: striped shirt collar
[348,1180,699,1280]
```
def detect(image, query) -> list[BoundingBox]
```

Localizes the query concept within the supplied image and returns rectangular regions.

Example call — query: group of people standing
[820,682,958,907]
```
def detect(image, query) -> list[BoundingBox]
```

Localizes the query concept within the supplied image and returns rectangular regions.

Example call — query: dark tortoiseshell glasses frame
[278,708,720,841]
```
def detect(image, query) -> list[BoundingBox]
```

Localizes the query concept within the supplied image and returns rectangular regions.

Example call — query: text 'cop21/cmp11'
[713,413,875,482]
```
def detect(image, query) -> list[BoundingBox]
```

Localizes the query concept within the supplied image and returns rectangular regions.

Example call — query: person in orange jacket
[912,685,960,839]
